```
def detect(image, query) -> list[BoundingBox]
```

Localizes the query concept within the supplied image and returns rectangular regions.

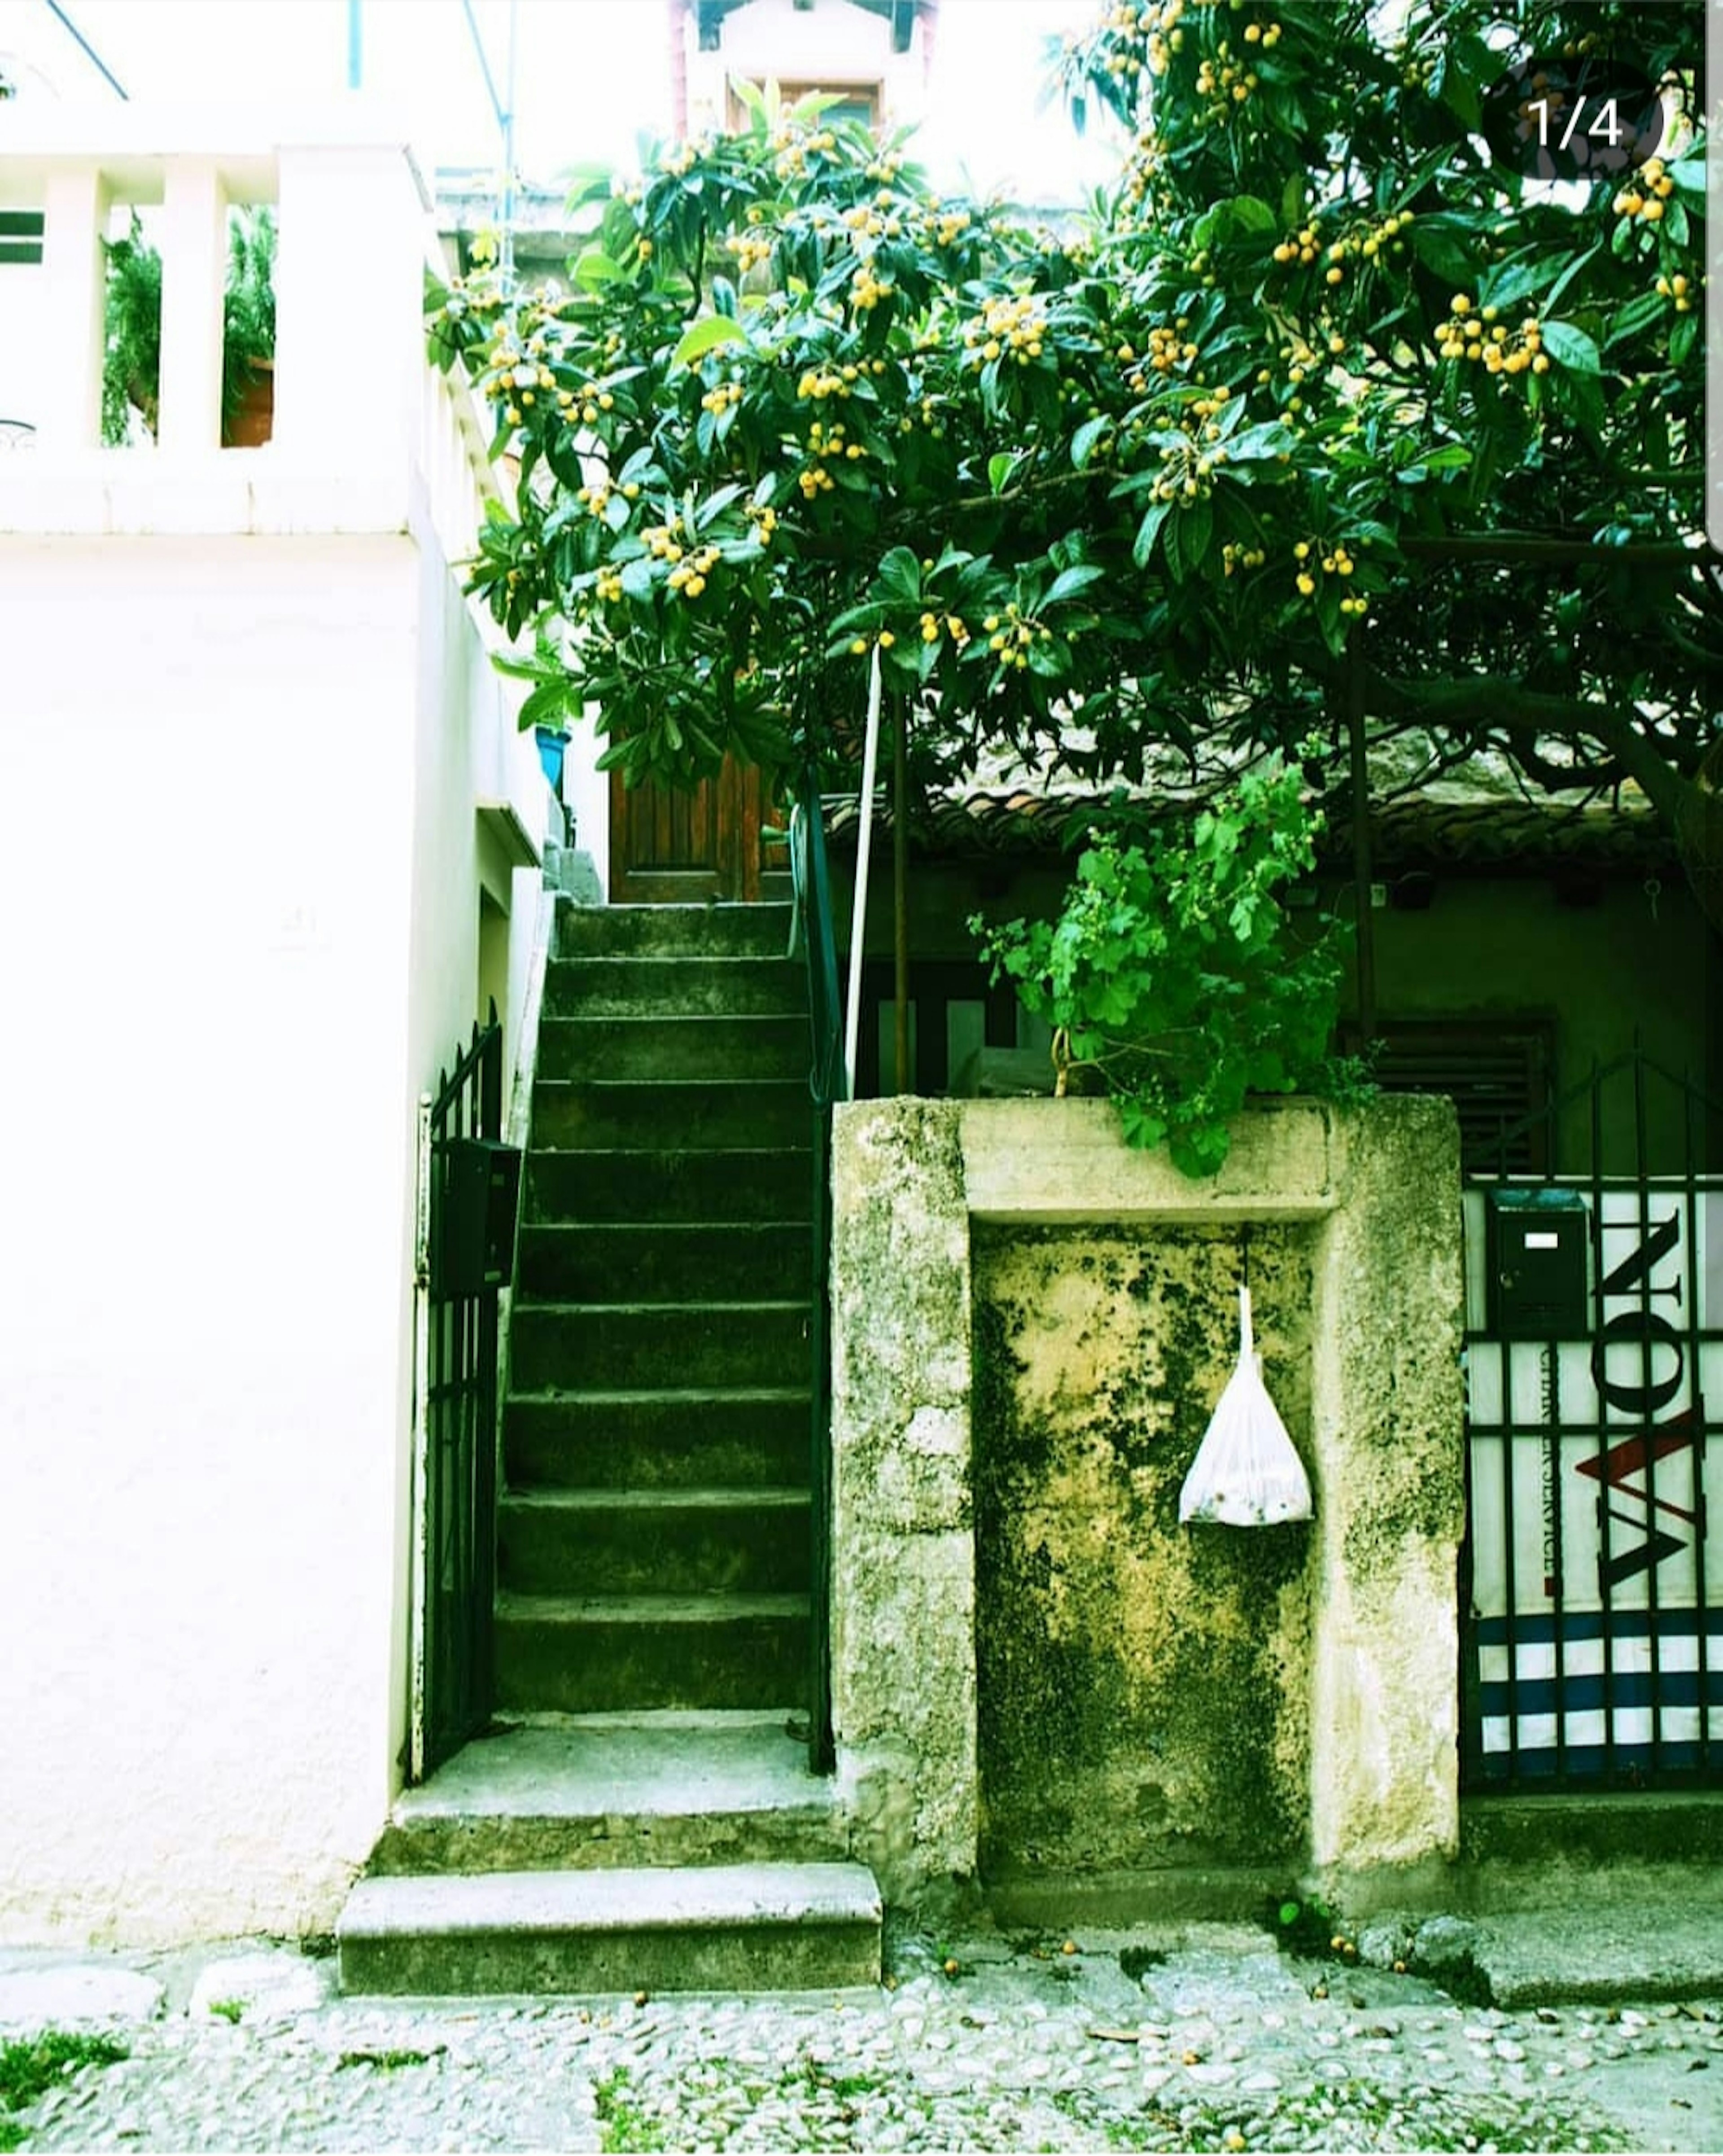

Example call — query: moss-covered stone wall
[972,1225,1314,1883]
[828,1096,1465,1915]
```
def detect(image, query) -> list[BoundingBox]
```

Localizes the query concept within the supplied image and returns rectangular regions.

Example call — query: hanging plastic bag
[1178,1285,1313,1527]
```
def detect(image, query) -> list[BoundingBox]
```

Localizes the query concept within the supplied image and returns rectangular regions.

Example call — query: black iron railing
[792,766,847,1772]
[417,1006,512,1779]
[1461,1050,1723,1794]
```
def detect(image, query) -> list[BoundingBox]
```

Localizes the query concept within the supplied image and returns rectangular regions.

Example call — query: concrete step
[509,1301,810,1394]
[337,1859,882,1996]
[368,1714,841,1876]
[544,955,805,1021]
[557,903,795,961]
[516,1223,813,1305]
[498,1487,811,1597]
[504,1388,809,1491]
[494,1591,809,1714]
[537,1013,809,1085]
[531,1079,811,1153]
[525,1148,810,1227]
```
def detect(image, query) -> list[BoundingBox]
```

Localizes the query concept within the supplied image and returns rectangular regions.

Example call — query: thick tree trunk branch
[1360,666,1702,833]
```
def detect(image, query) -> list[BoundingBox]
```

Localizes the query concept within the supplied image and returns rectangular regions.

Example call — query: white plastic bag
[1177,1285,1312,1527]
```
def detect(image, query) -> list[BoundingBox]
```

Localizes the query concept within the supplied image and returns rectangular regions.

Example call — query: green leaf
[1071,415,1109,469]
[1409,219,1475,290]
[988,451,1023,495]
[1538,320,1601,375]
[1043,563,1107,607]
[1604,289,1666,350]
[670,315,751,370]
[1167,495,1211,583]
[1133,499,1170,569]
[1229,194,1277,234]
[875,546,923,605]
[571,249,625,293]
[1280,172,1304,230]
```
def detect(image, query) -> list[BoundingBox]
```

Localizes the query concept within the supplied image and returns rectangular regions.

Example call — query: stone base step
[503,1387,810,1491]
[369,1713,839,1875]
[538,1014,807,1083]
[556,903,794,961]
[509,1300,810,1392]
[494,1591,809,1714]
[544,955,805,1020]
[525,1149,810,1225]
[531,1079,811,1153]
[516,1223,813,1304]
[498,1487,810,1597]
[337,1861,882,1996]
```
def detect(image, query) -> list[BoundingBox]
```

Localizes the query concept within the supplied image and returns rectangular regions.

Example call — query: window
[728,80,882,131]
[1345,1020,1555,1172]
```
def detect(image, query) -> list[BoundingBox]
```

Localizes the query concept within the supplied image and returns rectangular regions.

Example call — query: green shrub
[975,761,1369,1176]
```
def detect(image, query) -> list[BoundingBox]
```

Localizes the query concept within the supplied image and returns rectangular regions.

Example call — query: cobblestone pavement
[4,1924,1723,2154]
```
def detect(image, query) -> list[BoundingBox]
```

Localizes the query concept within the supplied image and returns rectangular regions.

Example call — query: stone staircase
[338,901,880,1995]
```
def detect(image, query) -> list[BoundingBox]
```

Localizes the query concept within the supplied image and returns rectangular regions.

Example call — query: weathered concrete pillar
[1307,1096,1466,1888]
[828,1099,978,1907]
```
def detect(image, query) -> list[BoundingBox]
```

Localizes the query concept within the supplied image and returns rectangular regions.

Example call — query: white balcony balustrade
[0,108,506,554]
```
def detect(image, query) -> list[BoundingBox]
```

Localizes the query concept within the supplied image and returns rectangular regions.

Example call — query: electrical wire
[41,0,127,98]
[458,0,508,131]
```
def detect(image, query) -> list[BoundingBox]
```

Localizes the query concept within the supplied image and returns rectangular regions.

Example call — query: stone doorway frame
[826,1096,1465,1912]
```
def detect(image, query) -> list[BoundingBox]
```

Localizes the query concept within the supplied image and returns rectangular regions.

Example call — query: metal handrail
[790,760,847,1774]
[791,762,848,1113]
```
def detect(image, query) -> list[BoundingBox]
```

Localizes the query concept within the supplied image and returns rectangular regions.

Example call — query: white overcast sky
[0,0,1121,201]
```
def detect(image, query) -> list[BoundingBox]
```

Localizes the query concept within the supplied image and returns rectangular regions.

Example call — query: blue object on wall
[535,726,570,793]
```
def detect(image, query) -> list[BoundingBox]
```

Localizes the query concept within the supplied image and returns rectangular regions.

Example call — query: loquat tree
[425,0,1714,910]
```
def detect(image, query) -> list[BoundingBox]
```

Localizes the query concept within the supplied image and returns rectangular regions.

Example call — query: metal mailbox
[1486,1185,1590,1339]
[436,1136,522,1299]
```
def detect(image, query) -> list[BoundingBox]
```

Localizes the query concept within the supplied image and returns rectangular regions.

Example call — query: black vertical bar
[1634,1051,1665,1777]
[984,979,1019,1051]
[1683,1076,1710,1778]
[477,1019,501,1726]
[1592,1059,1618,1788]
[1346,642,1376,1044]
[1550,1326,1568,1789]
[1501,1336,1522,1785]
[1459,1395,1481,1790]
[808,1104,834,1773]
[893,697,910,1097]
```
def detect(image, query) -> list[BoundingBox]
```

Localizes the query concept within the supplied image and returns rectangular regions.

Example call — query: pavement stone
[0,1913,1720,2151]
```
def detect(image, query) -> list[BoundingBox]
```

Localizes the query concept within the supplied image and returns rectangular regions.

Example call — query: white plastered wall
[0,114,545,1946]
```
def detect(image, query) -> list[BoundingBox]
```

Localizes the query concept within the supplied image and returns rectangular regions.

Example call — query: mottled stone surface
[1307,1096,1465,1883]
[827,1095,1463,1913]
[829,1101,976,1909]
[973,1223,1315,1882]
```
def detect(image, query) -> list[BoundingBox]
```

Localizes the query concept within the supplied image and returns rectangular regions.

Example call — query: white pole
[843,645,883,1100]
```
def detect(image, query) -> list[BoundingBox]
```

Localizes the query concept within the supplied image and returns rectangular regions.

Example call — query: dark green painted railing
[792,767,846,1773]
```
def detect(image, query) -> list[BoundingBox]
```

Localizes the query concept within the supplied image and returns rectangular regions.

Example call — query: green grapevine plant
[975,765,1368,1175]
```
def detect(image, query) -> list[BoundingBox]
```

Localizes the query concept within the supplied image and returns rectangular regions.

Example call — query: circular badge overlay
[1481,57,1666,182]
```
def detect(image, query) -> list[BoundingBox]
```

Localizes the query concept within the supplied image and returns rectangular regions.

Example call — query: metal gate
[410,1010,517,1782]
[1461,1052,1723,1792]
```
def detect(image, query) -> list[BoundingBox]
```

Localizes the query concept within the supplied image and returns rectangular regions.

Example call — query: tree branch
[1360,665,1702,830]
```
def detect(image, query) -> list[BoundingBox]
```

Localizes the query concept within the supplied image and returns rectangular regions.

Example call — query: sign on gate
[1463,1180,1723,1786]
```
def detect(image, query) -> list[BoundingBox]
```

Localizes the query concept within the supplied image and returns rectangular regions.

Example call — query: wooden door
[609,758,786,903]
